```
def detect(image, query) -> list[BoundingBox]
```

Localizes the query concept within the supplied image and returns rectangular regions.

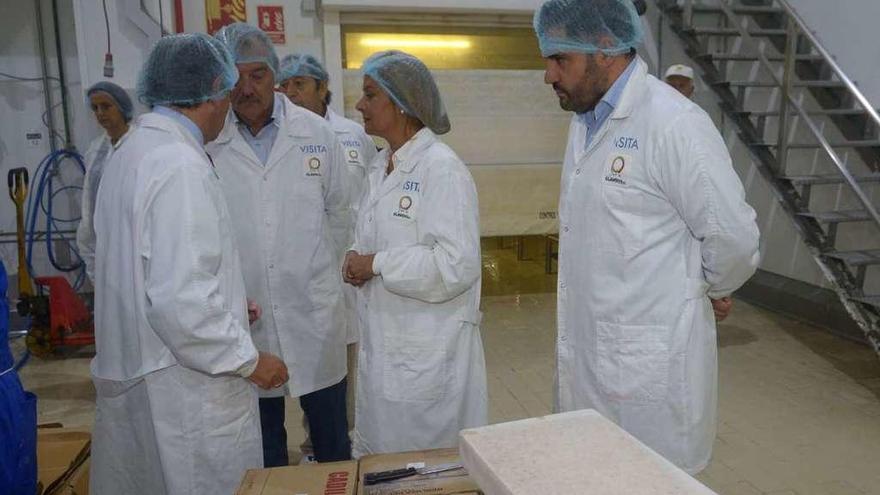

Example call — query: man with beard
[534,0,760,474]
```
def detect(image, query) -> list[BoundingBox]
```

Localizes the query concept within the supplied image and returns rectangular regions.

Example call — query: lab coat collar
[390,127,435,174]
[366,128,435,208]
[212,94,318,172]
[278,94,317,140]
[213,93,314,147]
[325,108,348,135]
[136,112,206,159]
[574,56,648,159]
[111,126,135,150]
[609,56,648,122]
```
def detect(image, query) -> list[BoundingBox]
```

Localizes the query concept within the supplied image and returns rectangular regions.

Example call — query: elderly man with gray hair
[210,23,353,466]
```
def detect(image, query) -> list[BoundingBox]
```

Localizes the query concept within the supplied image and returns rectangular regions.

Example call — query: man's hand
[247,299,262,325]
[343,251,375,287]
[247,352,289,390]
[711,297,733,323]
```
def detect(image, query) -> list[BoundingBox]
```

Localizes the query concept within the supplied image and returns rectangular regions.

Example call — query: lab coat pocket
[383,338,446,402]
[600,185,644,258]
[596,321,670,404]
[180,369,258,447]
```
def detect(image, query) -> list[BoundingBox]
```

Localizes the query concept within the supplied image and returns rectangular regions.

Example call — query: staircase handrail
[683,0,880,231]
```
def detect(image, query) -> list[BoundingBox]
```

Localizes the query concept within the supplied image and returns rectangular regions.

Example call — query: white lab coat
[326,108,378,344]
[89,112,262,494]
[75,127,133,282]
[207,94,352,398]
[350,128,488,457]
[555,57,760,474]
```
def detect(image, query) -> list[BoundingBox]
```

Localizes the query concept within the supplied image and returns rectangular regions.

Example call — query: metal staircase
[659,0,880,356]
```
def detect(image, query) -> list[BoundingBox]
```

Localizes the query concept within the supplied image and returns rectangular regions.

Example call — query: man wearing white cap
[664,64,695,98]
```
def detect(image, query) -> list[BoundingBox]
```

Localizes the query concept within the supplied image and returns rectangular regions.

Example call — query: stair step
[796,210,871,223]
[824,250,880,266]
[687,27,787,37]
[699,53,824,62]
[736,109,872,117]
[783,173,880,186]
[752,140,880,149]
[715,80,846,88]
[689,5,784,15]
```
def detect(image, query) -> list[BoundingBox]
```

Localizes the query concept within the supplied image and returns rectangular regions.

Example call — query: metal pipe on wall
[51,0,74,150]
[33,0,58,155]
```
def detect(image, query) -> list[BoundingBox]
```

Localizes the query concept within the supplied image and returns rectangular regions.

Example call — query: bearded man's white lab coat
[555,57,760,474]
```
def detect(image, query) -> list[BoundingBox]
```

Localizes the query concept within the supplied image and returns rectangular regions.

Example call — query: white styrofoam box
[459,409,717,495]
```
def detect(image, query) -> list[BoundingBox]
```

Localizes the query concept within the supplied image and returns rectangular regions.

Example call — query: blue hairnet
[137,33,238,107]
[362,51,450,135]
[214,22,280,76]
[278,54,329,83]
[533,0,643,57]
[86,81,134,122]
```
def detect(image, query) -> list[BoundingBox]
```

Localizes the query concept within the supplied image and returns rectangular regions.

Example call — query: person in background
[534,0,760,474]
[343,50,488,456]
[211,23,352,466]
[76,81,135,282]
[277,53,378,205]
[277,53,378,458]
[664,63,696,99]
[89,33,288,494]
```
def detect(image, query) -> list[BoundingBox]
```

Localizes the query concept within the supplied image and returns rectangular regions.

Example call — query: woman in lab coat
[76,81,135,281]
[343,51,488,456]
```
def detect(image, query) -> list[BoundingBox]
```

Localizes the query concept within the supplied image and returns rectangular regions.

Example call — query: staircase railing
[683,0,880,230]
[674,0,880,354]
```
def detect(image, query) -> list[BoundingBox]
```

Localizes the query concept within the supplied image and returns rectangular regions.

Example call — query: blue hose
[23,149,87,292]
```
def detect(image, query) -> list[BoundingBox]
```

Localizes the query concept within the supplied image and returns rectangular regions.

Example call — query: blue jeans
[259,378,351,467]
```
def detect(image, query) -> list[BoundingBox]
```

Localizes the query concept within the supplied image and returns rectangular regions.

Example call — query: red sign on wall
[257,6,286,45]
[205,0,247,35]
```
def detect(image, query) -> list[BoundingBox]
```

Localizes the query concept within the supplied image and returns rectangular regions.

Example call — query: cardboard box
[459,410,717,495]
[357,448,481,495]
[236,460,358,495]
[37,428,91,495]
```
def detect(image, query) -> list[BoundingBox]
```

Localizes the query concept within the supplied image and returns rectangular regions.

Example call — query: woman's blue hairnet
[278,54,329,83]
[86,81,134,122]
[533,0,643,57]
[362,51,450,135]
[137,33,239,107]
[214,22,280,76]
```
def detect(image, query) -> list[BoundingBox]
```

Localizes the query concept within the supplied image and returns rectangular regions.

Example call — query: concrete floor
[12,236,880,495]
